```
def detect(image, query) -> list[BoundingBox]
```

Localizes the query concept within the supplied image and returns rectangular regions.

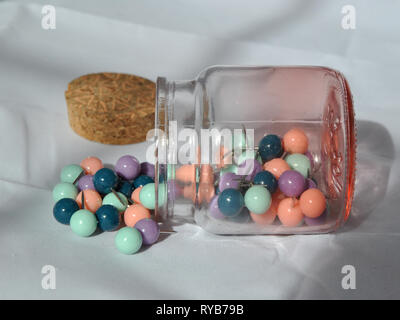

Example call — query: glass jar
[153,66,356,234]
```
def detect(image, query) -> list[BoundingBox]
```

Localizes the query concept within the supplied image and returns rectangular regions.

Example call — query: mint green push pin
[244,185,271,214]
[115,227,143,254]
[167,164,176,180]
[220,164,238,176]
[139,183,166,210]
[285,153,311,178]
[70,209,97,237]
[102,191,128,213]
[60,164,84,184]
[52,182,78,202]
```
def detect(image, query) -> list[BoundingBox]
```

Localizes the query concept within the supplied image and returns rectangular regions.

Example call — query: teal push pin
[60,164,84,184]
[70,209,98,237]
[115,227,143,254]
[52,182,78,202]
[285,153,311,178]
[244,185,272,214]
[139,183,166,210]
[102,190,129,213]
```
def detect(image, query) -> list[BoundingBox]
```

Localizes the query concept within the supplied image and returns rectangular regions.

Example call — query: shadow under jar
[154,66,356,235]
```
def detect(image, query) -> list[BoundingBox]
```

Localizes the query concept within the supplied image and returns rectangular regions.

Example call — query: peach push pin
[277,198,304,227]
[283,128,308,154]
[263,158,290,179]
[299,188,326,218]
[76,189,102,213]
[80,156,104,175]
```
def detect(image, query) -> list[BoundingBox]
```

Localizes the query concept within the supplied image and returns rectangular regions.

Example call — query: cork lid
[65,72,155,145]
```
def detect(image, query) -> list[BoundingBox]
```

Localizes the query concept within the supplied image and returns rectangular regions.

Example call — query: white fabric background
[0,0,399,299]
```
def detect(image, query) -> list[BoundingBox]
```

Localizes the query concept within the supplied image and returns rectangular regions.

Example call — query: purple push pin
[209,195,225,220]
[304,209,327,226]
[305,178,317,190]
[77,174,95,191]
[140,162,155,179]
[115,155,141,180]
[167,180,182,200]
[219,172,240,192]
[135,218,160,245]
[278,170,306,197]
[237,159,262,181]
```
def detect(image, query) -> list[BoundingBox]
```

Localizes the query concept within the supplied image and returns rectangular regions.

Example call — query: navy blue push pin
[133,175,154,189]
[117,180,134,199]
[258,134,283,162]
[93,168,119,194]
[95,205,120,231]
[253,170,278,193]
[217,188,244,217]
[53,198,80,225]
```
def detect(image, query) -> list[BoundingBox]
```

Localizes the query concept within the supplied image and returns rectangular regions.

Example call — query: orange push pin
[176,164,196,184]
[197,182,215,204]
[199,164,214,184]
[283,128,308,154]
[277,197,304,227]
[299,188,326,218]
[131,186,142,204]
[263,158,290,179]
[76,189,102,213]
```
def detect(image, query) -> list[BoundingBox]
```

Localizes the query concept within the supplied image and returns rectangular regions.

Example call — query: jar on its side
[153,66,356,235]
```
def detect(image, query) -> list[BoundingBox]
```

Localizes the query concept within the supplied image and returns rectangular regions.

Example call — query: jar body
[154,66,356,234]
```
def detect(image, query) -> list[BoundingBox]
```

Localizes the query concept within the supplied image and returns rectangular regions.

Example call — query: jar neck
[155,77,201,220]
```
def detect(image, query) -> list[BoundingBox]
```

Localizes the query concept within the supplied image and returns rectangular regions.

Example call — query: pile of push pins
[201,127,327,227]
[52,155,162,254]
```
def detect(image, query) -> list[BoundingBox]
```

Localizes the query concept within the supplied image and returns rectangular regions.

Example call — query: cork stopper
[65,73,155,145]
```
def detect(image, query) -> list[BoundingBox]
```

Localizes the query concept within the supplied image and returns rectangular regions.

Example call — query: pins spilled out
[52,156,173,255]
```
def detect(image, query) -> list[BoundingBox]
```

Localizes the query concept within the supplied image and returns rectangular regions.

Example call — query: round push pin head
[237,159,262,182]
[53,198,80,225]
[70,209,98,237]
[244,185,271,215]
[278,170,306,198]
[115,155,141,180]
[52,182,78,202]
[60,164,84,184]
[139,183,166,210]
[258,134,283,162]
[77,174,95,191]
[263,158,290,179]
[80,157,103,175]
[175,164,196,184]
[95,205,120,232]
[115,227,142,255]
[133,175,154,189]
[124,203,151,227]
[131,186,142,204]
[102,191,128,213]
[135,218,160,245]
[140,162,155,179]
[167,180,182,201]
[283,128,308,154]
[277,198,304,227]
[117,180,134,198]
[299,188,326,218]
[285,153,311,178]
[253,170,278,193]
[209,195,225,220]
[76,189,102,213]
[219,172,240,192]
[93,168,118,194]
[217,188,244,217]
